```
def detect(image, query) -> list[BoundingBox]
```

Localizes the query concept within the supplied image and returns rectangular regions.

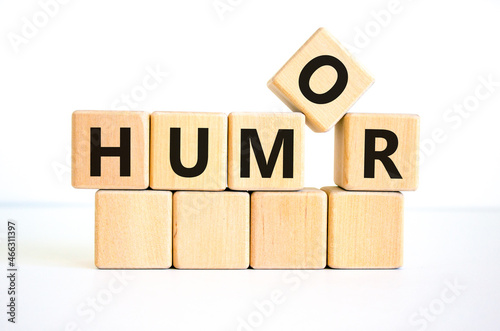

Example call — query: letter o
[298,55,348,104]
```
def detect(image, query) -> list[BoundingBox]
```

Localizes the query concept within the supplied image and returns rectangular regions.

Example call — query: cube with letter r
[334,113,420,191]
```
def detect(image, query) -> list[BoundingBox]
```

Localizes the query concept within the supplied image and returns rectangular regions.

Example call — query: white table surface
[0,206,499,331]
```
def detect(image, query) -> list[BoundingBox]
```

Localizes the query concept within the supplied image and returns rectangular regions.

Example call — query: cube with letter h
[72,111,149,189]
[228,112,304,191]
[334,113,420,191]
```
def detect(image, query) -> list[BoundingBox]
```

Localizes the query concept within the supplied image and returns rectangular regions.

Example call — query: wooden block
[268,27,374,132]
[95,190,172,269]
[173,191,249,269]
[322,186,403,269]
[72,111,149,189]
[228,112,304,191]
[250,189,327,269]
[150,112,227,190]
[334,113,420,191]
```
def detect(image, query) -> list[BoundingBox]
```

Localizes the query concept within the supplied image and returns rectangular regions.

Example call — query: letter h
[90,127,131,176]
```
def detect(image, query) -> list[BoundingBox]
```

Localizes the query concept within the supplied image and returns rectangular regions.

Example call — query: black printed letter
[240,129,294,178]
[298,55,348,104]
[364,129,402,179]
[170,127,209,178]
[90,127,131,177]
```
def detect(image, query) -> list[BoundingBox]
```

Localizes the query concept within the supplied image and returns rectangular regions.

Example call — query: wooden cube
[150,112,227,191]
[95,190,172,269]
[268,28,374,132]
[322,186,403,269]
[173,191,249,269]
[228,112,304,191]
[250,189,327,269]
[334,113,420,191]
[72,111,149,189]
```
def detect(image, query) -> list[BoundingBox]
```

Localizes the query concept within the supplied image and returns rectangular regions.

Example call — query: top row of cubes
[72,111,419,191]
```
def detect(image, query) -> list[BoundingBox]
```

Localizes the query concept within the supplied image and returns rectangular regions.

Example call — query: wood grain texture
[173,191,249,269]
[334,113,420,191]
[228,112,304,191]
[95,190,172,269]
[250,188,327,269]
[72,110,149,189]
[150,112,227,190]
[322,186,403,269]
[267,27,374,132]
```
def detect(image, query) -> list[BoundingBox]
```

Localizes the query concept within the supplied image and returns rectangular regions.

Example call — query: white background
[1,0,500,208]
[0,0,499,330]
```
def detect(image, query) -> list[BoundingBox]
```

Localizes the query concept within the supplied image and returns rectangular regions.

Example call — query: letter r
[364,129,402,179]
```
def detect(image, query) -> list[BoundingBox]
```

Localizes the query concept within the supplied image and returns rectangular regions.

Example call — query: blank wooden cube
[72,111,149,189]
[150,112,227,190]
[268,28,374,132]
[251,189,327,269]
[95,190,172,269]
[322,186,403,269]
[334,113,419,191]
[228,112,304,191]
[173,191,249,269]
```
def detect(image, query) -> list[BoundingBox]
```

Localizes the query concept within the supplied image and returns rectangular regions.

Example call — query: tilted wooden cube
[268,28,374,132]
[250,189,327,269]
[322,186,403,269]
[173,191,250,269]
[228,112,305,191]
[95,190,172,269]
[150,112,227,191]
[335,113,420,191]
[72,110,149,189]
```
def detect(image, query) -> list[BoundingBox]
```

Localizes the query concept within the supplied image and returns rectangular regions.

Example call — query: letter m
[240,129,294,178]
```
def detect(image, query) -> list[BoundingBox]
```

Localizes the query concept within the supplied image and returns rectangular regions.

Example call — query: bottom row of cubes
[95,187,404,269]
